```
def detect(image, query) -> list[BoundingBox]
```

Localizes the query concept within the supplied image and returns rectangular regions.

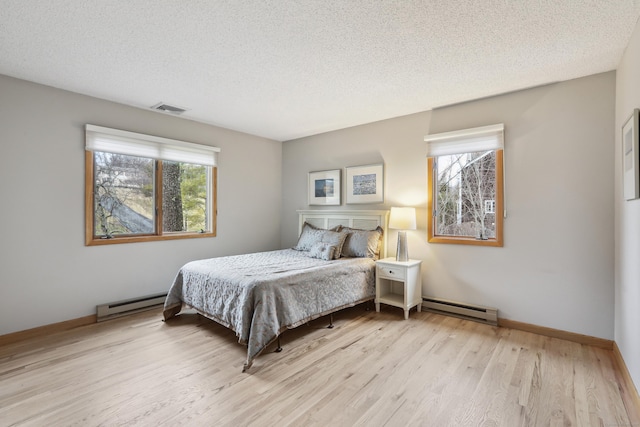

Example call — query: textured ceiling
[1,1,639,141]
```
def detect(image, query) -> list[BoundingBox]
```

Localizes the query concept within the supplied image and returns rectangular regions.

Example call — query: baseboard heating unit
[97,293,167,322]
[421,297,498,326]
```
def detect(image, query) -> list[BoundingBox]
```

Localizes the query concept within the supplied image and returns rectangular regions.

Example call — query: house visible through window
[484,199,496,214]
[426,124,504,247]
[85,125,219,245]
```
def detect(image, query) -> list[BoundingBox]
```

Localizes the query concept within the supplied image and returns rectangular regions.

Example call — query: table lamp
[388,207,417,262]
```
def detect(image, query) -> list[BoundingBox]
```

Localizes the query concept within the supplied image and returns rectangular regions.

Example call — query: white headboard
[297,210,390,258]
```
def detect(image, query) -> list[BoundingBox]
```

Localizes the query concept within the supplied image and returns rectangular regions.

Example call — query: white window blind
[425,123,504,157]
[425,123,507,219]
[85,124,220,166]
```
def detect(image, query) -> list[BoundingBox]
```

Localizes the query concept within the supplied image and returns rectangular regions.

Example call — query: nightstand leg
[417,304,422,312]
[404,310,409,320]
[375,302,380,312]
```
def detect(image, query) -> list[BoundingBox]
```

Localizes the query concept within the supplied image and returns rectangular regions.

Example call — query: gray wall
[0,75,282,335]
[282,72,615,340]
[1,67,626,387]
[615,17,640,394]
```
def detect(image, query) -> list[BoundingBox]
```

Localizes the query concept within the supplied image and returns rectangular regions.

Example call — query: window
[85,125,219,245]
[426,124,504,246]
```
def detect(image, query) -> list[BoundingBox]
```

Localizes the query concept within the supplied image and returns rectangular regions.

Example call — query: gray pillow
[308,241,335,261]
[320,230,348,260]
[341,226,384,259]
[293,222,341,251]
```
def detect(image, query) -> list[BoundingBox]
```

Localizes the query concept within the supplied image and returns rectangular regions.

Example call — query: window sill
[85,231,216,246]
[428,235,502,247]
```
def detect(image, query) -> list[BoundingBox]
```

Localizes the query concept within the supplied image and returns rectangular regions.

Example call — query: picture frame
[308,169,341,205]
[345,163,384,204]
[623,109,639,201]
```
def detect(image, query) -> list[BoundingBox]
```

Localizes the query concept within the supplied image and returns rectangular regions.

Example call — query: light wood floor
[0,305,635,426]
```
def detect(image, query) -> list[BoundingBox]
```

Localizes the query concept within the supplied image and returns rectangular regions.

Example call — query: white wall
[0,75,282,335]
[615,19,640,393]
[282,72,615,340]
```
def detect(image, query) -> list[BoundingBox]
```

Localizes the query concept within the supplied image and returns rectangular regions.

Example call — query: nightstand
[375,258,422,320]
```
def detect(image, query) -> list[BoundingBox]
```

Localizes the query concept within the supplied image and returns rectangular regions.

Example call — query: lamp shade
[388,207,416,230]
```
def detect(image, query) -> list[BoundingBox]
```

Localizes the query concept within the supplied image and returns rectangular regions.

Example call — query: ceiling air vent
[151,102,188,115]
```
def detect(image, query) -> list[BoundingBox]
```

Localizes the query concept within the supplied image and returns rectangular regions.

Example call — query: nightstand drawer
[377,265,406,280]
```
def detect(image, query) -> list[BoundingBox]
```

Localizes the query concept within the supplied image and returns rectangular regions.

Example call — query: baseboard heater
[96,293,167,322]
[421,297,498,326]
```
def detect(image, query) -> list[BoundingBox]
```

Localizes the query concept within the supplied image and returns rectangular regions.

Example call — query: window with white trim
[85,125,219,245]
[426,124,504,246]
[484,200,496,214]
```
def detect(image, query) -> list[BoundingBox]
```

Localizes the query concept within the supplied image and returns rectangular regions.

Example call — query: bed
[163,210,389,371]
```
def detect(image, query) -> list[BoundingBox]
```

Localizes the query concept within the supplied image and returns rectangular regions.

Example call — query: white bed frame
[297,210,390,258]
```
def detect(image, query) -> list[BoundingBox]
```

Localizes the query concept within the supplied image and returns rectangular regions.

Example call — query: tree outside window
[85,125,217,245]
[426,124,504,247]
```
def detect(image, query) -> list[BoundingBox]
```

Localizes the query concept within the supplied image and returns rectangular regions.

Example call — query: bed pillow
[308,241,336,261]
[293,222,341,251]
[341,226,384,259]
[320,230,348,260]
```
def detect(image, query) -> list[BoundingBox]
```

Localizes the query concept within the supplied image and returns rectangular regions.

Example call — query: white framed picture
[623,109,639,201]
[308,169,341,205]
[345,164,384,204]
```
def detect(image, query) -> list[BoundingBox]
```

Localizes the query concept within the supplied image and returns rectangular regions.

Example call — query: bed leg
[275,336,282,353]
[327,314,334,329]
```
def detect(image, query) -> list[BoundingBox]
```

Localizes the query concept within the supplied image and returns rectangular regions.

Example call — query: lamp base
[396,231,409,262]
